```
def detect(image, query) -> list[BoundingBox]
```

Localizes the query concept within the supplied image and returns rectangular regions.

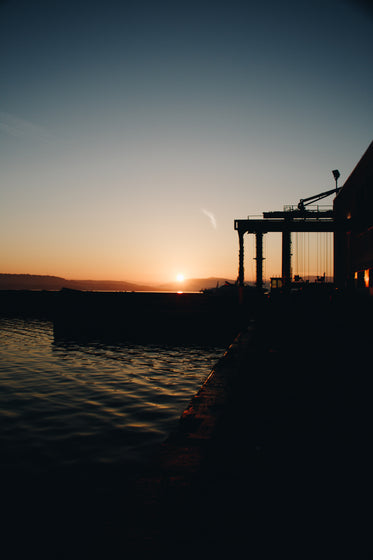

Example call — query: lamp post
[332,169,340,192]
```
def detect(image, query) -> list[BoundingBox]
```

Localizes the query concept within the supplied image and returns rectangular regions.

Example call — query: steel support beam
[282,230,292,288]
[255,232,264,290]
[238,231,245,287]
[234,218,338,234]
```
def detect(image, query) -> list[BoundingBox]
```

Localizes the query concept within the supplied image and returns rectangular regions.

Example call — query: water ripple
[0,317,223,476]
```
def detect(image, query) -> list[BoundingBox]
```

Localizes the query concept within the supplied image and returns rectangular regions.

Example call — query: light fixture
[332,169,340,191]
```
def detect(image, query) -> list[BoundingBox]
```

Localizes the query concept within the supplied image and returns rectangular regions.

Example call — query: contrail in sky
[0,112,56,143]
[202,208,217,229]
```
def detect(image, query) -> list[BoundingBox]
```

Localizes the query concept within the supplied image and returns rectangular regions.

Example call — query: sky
[0,0,372,284]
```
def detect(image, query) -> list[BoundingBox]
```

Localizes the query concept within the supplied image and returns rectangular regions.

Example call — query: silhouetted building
[334,141,373,294]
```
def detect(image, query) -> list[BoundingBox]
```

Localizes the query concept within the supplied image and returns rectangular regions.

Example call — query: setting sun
[176,273,185,282]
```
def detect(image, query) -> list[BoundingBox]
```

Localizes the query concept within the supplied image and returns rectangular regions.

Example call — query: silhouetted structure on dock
[234,197,342,290]
[334,141,373,294]
[235,140,373,293]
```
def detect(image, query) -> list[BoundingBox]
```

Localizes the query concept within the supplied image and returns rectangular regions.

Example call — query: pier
[4,290,371,558]
[0,289,254,345]
[82,291,372,556]
[235,209,347,290]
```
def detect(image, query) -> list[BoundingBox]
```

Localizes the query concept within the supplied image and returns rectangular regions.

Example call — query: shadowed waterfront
[2,290,372,557]
[0,288,256,345]
[0,315,225,558]
[118,292,373,555]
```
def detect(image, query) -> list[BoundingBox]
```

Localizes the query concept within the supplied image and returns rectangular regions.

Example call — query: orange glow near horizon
[1,2,371,296]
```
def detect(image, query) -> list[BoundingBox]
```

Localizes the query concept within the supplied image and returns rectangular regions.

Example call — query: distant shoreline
[0,273,236,293]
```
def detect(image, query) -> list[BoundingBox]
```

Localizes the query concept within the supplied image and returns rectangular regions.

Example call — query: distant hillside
[0,274,156,292]
[0,274,237,293]
[157,277,237,292]
[0,274,67,290]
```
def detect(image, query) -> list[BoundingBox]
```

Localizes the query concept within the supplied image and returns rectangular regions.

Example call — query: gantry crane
[234,170,343,288]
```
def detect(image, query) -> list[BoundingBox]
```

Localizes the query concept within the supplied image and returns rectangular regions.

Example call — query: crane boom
[297,186,342,211]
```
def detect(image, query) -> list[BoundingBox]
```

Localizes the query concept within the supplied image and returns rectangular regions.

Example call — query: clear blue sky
[1,0,372,283]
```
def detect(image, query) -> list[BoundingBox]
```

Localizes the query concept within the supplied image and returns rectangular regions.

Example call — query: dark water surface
[0,317,223,479]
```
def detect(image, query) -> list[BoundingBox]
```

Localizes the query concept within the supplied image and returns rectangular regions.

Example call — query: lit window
[364,270,369,288]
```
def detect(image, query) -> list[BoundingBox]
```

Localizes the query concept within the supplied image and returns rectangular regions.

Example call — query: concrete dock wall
[125,326,256,549]
[120,293,373,554]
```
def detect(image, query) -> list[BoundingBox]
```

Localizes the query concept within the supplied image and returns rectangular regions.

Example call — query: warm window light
[364,270,369,288]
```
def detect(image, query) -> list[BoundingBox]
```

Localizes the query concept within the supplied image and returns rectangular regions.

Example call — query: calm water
[0,317,223,479]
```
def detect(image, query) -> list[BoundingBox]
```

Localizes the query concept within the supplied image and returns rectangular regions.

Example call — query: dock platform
[119,292,372,555]
[4,292,371,558]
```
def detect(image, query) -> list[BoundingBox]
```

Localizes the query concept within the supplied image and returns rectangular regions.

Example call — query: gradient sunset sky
[1,0,372,284]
